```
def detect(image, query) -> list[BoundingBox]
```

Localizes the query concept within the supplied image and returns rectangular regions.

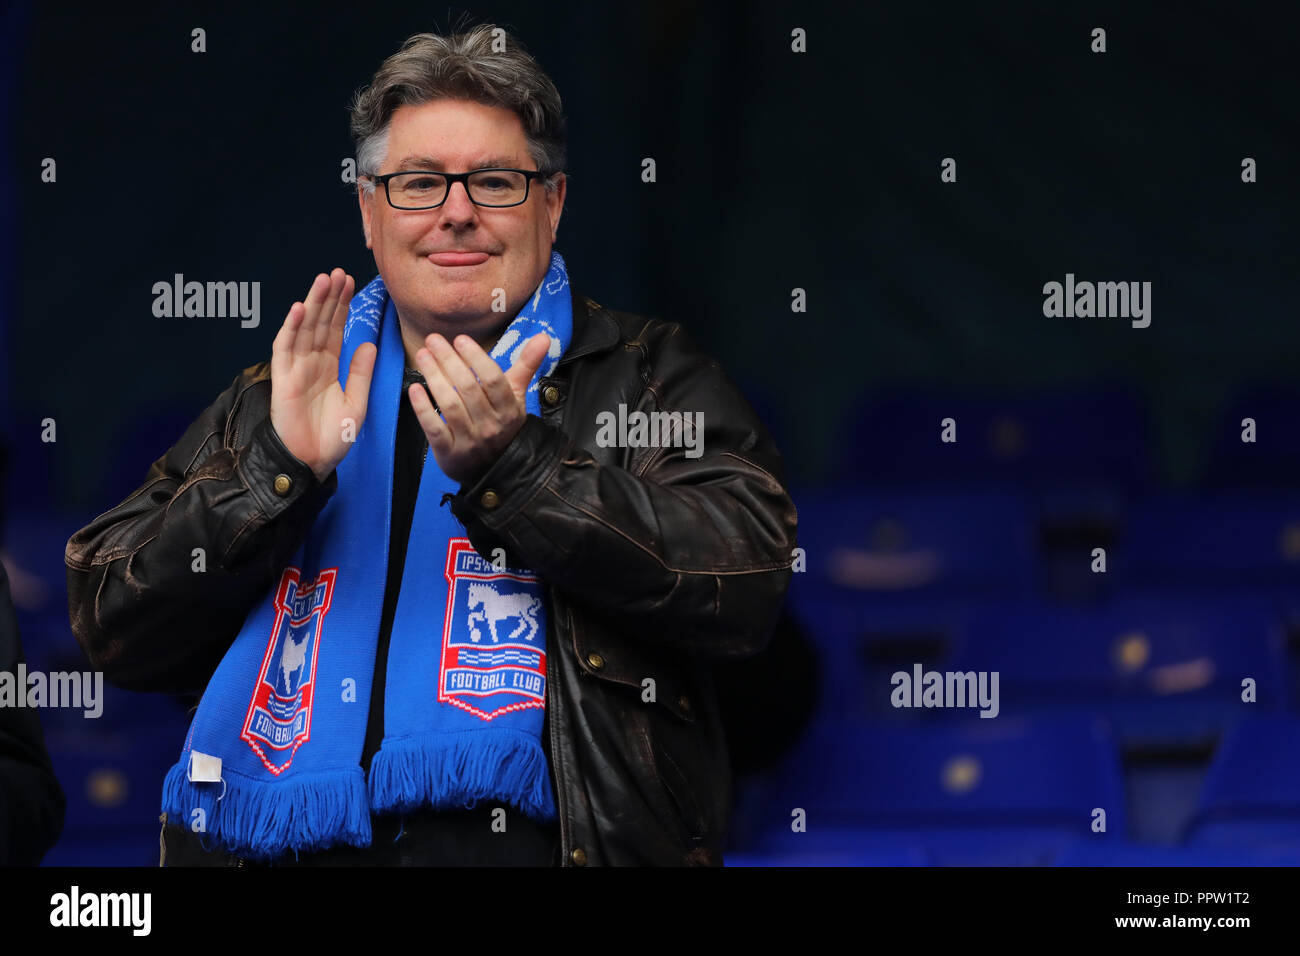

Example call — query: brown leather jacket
[64,290,798,866]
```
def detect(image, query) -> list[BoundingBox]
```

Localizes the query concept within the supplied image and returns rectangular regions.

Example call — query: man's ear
[358,183,374,249]
[547,173,567,242]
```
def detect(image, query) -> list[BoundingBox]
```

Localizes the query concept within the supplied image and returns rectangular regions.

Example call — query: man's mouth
[427,251,491,267]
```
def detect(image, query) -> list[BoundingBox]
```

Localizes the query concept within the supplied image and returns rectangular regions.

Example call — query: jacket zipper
[547,591,570,865]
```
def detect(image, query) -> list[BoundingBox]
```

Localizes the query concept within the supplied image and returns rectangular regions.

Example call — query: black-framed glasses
[368,167,549,209]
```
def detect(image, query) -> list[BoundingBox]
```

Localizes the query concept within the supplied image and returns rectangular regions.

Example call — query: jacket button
[273,474,292,497]
[586,652,605,671]
[677,695,692,712]
[480,489,500,509]
[541,384,561,406]
[571,847,587,866]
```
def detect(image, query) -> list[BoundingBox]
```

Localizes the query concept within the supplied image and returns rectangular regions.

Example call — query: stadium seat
[790,486,1037,596]
[786,487,1036,718]
[744,714,1124,865]
[948,593,1286,747]
[1115,490,1300,591]
[1185,714,1300,860]
[1054,839,1300,866]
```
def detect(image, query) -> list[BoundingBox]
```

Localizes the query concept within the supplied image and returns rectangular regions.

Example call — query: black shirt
[358,367,431,775]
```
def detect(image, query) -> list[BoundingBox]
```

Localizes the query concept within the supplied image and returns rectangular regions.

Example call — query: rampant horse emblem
[439,539,547,721]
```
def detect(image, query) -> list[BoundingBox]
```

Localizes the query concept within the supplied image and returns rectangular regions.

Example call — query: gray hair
[350,24,566,197]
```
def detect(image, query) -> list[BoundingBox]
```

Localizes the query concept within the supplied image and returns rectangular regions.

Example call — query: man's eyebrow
[393,155,523,171]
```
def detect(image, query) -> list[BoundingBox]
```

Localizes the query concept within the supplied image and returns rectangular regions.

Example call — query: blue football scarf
[161,251,572,861]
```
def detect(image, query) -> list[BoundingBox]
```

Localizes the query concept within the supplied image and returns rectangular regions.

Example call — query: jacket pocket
[569,604,696,723]
[649,718,709,845]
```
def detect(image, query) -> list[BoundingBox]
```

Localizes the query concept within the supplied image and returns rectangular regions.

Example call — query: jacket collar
[560,288,620,368]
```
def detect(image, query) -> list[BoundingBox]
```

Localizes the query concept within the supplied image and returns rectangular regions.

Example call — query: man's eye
[478,177,509,190]
[407,177,440,190]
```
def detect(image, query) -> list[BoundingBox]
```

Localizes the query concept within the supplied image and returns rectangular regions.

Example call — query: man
[65,24,796,866]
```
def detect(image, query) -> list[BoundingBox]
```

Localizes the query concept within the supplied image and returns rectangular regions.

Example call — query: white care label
[187,751,223,783]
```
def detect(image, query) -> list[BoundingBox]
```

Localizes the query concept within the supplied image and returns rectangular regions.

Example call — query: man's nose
[439,180,477,220]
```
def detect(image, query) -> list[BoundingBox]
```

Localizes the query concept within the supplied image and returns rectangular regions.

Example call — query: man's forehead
[392,153,524,170]
[383,100,529,170]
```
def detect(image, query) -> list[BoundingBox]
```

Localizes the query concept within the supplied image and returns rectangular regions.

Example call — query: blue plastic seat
[745,715,1125,866]
[790,486,1037,596]
[948,593,1287,747]
[1115,490,1300,590]
[1054,839,1299,866]
[725,844,931,867]
[1185,715,1300,857]
[786,487,1036,718]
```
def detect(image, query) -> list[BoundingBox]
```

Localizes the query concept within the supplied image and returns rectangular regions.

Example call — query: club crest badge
[242,566,337,774]
[440,538,547,720]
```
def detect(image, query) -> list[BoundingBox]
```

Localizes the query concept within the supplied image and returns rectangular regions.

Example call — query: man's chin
[427,298,492,322]
[413,281,489,315]
[404,297,509,338]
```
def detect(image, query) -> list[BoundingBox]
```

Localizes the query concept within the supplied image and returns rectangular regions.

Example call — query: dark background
[4,0,1297,507]
[2,0,1299,866]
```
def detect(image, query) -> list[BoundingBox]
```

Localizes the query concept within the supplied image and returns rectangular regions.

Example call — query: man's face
[358,98,565,352]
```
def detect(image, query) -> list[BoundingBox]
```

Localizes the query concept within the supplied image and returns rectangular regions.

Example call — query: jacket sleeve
[65,363,338,695]
[450,321,798,662]
[0,560,65,864]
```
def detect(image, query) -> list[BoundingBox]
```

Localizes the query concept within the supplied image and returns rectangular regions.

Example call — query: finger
[326,273,355,358]
[273,301,304,361]
[313,268,345,351]
[294,273,330,357]
[342,341,377,420]
[450,334,514,415]
[270,305,304,390]
[427,333,494,426]
[503,333,552,395]
[409,381,453,457]
[414,345,473,437]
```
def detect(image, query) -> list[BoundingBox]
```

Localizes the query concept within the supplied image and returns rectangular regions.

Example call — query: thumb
[505,333,552,396]
[342,342,378,419]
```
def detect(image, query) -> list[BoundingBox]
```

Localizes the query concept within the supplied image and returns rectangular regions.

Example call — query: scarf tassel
[163,762,372,862]
[368,728,557,822]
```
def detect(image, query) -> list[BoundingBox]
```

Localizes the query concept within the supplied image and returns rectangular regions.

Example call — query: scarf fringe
[162,761,372,862]
[368,728,557,822]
